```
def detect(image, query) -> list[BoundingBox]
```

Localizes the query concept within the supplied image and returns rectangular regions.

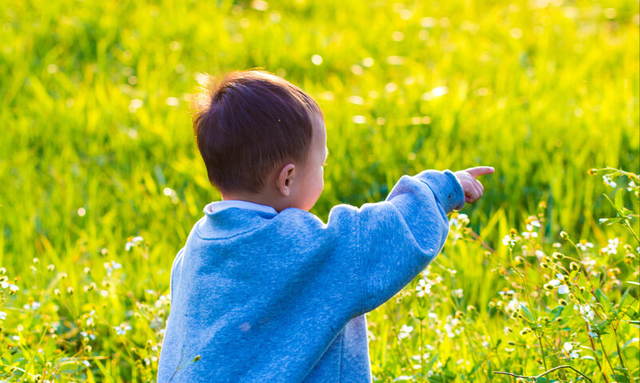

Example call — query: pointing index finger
[465,166,495,178]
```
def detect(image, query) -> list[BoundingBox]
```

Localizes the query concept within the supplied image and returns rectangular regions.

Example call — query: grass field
[1,0,639,381]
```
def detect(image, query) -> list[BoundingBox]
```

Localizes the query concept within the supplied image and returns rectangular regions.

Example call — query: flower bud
[560,231,569,239]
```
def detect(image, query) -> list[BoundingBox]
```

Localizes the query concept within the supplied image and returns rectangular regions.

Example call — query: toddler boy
[157,70,493,382]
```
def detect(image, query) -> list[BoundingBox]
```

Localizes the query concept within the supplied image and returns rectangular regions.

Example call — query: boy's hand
[454,166,495,204]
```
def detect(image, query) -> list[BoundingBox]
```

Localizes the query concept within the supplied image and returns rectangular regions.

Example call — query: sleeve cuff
[414,169,465,213]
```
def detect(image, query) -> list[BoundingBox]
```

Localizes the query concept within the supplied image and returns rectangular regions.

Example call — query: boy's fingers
[466,182,482,203]
[473,182,483,200]
[466,166,495,178]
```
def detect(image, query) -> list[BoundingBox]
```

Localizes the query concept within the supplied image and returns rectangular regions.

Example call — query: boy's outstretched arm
[329,167,493,316]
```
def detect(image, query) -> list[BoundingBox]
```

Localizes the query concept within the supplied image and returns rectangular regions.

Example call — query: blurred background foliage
[0,0,638,380]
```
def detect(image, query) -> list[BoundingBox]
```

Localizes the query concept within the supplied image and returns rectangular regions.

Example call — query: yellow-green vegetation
[1,0,638,381]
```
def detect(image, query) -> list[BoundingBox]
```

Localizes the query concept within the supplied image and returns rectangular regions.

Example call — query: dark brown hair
[191,70,323,195]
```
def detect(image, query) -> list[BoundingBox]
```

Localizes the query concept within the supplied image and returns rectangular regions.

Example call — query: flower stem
[494,364,592,382]
[586,322,609,383]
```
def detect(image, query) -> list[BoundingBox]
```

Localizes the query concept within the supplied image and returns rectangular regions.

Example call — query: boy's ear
[276,164,295,197]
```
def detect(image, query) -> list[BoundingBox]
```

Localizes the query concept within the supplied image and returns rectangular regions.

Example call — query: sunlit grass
[0,0,638,381]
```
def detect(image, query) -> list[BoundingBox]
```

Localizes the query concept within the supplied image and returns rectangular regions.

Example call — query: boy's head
[192,70,328,212]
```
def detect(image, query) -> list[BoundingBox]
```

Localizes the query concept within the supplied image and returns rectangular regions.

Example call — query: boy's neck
[221,191,286,213]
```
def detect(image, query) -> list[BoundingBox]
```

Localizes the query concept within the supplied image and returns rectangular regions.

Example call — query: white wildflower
[502,235,516,246]
[577,304,595,320]
[603,175,617,188]
[23,302,40,310]
[104,260,122,277]
[507,298,520,312]
[398,324,414,340]
[563,342,581,359]
[577,240,594,251]
[450,213,468,227]
[114,323,132,336]
[415,279,432,297]
[125,236,144,251]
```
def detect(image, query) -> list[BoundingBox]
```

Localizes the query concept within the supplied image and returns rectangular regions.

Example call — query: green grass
[0,0,639,381]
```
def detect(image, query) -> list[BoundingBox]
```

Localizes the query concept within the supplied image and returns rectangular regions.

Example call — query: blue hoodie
[157,169,465,382]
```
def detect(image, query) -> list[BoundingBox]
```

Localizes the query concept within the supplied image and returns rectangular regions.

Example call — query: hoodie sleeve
[327,169,465,315]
